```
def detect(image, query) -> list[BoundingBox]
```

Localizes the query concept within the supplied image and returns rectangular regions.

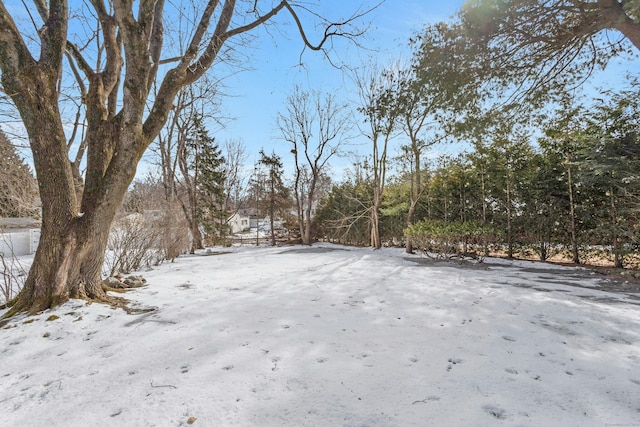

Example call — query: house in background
[227,211,251,234]
[0,218,41,257]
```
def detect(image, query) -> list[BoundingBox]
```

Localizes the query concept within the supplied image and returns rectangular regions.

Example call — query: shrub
[105,196,193,277]
[0,236,28,305]
[105,214,161,276]
[405,220,501,261]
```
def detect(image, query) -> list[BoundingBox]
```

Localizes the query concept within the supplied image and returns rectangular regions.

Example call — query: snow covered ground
[1,243,640,426]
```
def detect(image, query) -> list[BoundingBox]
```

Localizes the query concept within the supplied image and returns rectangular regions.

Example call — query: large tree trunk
[8,134,135,316]
[7,216,112,315]
[5,86,141,315]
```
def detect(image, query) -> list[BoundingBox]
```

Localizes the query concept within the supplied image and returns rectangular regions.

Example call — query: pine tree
[0,129,39,218]
[189,117,226,245]
[258,150,291,246]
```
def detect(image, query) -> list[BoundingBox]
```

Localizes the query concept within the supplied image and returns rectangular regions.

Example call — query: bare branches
[284,1,379,52]
[183,0,287,85]
[278,86,350,244]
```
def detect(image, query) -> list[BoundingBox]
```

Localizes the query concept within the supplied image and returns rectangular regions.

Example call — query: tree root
[90,293,156,315]
[1,275,153,322]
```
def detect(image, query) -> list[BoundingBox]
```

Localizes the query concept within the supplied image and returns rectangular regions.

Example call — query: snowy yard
[1,243,640,426]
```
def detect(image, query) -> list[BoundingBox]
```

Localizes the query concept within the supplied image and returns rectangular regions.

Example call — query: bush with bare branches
[104,203,190,277]
[0,235,29,305]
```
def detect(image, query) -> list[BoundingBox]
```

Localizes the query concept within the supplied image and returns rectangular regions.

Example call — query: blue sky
[159,0,467,176]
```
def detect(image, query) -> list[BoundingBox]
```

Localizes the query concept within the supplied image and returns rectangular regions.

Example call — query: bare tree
[278,86,349,245]
[393,66,442,253]
[353,64,401,249]
[0,0,371,316]
[152,80,221,252]
[222,138,248,214]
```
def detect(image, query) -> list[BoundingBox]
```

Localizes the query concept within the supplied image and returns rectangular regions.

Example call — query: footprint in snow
[271,357,280,371]
[502,335,516,342]
[447,358,462,371]
[483,404,508,420]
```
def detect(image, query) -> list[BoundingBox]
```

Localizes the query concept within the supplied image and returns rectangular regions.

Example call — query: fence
[0,229,40,257]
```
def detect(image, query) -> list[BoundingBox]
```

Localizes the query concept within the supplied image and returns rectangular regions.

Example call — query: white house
[227,212,251,234]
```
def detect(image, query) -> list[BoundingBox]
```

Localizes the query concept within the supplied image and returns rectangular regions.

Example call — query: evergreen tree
[521,152,566,261]
[576,85,640,268]
[187,117,226,246]
[314,162,374,246]
[538,100,592,264]
[0,129,39,218]
[482,130,536,259]
[258,150,290,246]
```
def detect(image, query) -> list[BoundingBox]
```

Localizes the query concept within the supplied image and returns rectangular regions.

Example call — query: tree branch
[0,1,37,80]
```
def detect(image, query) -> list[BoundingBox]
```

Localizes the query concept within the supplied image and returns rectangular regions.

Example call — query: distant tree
[222,139,248,215]
[391,66,435,253]
[481,126,536,259]
[258,150,290,246]
[521,151,566,261]
[315,163,373,246]
[538,98,592,264]
[155,79,220,201]
[153,81,220,252]
[0,129,39,218]
[190,120,226,248]
[427,155,478,225]
[403,21,488,250]
[354,64,402,249]
[278,86,350,245]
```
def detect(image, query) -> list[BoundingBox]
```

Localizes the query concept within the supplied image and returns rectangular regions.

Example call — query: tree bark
[370,189,382,249]
[7,121,142,315]
[506,179,513,259]
[405,147,421,254]
[566,159,580,264]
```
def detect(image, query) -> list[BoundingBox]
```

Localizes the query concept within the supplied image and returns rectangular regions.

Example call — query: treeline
[315,86,640,269]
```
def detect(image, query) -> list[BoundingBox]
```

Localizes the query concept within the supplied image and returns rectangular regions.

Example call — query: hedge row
[405,220,501,260]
